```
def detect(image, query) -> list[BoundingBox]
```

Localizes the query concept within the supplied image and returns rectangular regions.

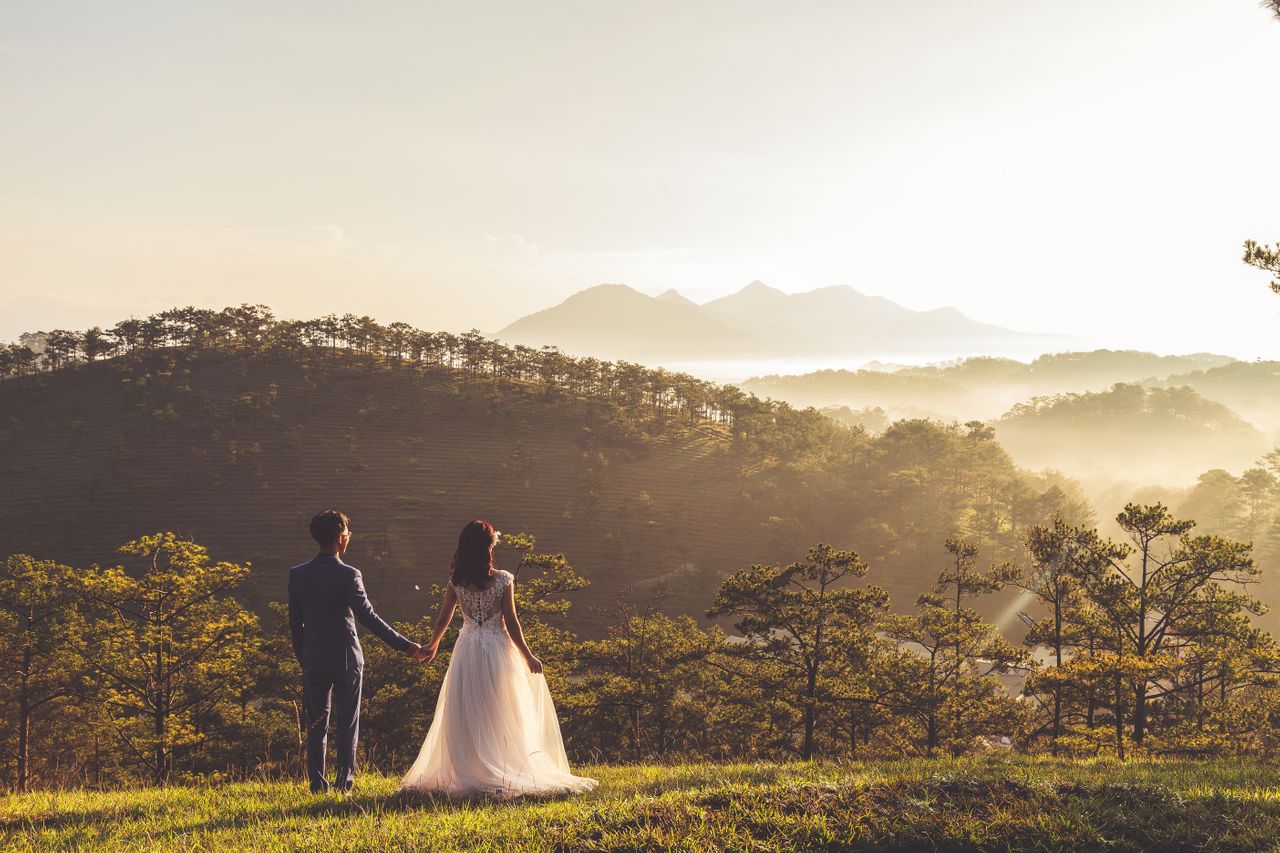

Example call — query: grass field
[5,759,1280,851]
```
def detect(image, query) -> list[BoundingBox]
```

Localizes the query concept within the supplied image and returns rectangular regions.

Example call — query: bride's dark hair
[451,519,497,589]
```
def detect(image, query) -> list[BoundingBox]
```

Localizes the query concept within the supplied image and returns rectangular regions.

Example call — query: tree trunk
[18,646,32,792]
[293,699,304,750]
[1134,545,1149,746]
[155,700,168,784]
[952,576,964,757]
[1051,686,1061,756]
[802,704,815,761]
[1113,674,1125,760]
[1133,685,1147,744]
[154,637,169,784]
[1086,635,1097,730]
[631,707,642,759]
[1051,592,1063,755]
[1195,663,1205,732]
[802,660,819,760]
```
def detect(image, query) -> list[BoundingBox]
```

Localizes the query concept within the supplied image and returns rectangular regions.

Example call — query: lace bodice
[402,563,597,798]
[455,570,512,634]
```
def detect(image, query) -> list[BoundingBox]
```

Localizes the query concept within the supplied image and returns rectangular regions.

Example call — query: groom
[288,509,427,794]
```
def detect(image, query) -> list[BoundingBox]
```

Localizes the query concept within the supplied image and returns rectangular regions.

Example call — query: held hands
[406,641,438,664]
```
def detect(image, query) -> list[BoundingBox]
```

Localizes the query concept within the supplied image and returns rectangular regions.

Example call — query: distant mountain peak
[739,280,784,296]
[497,281,752,360]
[571,283,646,300]
[701,281,789,312]
[656,288,696,307]
[499,280,1071,363]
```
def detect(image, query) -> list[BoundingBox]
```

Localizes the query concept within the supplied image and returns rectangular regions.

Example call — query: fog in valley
[497,281,1280,525]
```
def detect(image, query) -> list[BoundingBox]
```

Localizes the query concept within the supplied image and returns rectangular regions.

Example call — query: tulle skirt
[400,625,597,798]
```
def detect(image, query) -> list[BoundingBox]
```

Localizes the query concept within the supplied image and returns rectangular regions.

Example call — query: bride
[401,520,597,797]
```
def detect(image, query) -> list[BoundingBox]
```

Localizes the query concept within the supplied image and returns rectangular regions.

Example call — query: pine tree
[77,534,258,784]
[879,539,1026,756]
[709,543,888,760]
[1069,504,1260,748]
[0,556,81,790]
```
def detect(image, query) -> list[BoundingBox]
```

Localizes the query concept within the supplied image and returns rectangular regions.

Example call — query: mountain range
[497,282,1075,362]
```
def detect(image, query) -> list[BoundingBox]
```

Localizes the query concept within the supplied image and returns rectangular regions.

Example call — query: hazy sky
[2,1,1279,358]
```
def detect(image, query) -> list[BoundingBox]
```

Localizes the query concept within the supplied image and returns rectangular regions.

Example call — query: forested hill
[741,350,1240,422]
[0,308,1089,634]
[994,384,1268,486]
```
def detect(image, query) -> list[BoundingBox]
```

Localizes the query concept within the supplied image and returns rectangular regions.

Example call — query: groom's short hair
[310,510,350,548]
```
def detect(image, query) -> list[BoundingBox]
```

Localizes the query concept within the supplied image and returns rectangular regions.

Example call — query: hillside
[1153,360,1280,432]
[744,351,1275,493]
[497,281,1067,362]
[742,350,1240,422]
[0,354,759,633]
[994,383,1269,486]
[5,760,1279,851]
[0,344,1084,635]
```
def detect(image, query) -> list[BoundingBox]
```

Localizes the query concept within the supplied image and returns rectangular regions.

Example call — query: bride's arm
[501,581,543,673]
[424,583,458,665]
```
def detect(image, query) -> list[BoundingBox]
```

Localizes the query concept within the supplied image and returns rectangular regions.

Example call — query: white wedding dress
[400,570,597,797]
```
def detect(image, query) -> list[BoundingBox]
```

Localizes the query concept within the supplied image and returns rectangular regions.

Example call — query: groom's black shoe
[310,782,329,795]
[335,764,355,793]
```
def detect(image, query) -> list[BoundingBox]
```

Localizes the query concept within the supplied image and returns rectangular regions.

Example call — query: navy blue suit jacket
[287,554,412,671]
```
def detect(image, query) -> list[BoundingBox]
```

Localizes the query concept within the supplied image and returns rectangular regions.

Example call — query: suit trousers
[303,665,363,792]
